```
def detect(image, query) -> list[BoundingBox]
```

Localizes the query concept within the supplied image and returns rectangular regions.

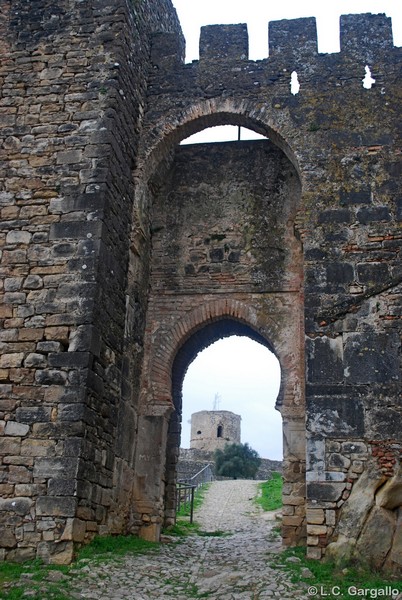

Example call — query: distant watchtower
[190,410,241,452]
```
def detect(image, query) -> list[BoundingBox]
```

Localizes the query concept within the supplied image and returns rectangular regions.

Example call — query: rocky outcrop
[326,460,402,574]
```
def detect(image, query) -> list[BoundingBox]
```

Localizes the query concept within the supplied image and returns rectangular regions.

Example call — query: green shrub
[214,443,261,479]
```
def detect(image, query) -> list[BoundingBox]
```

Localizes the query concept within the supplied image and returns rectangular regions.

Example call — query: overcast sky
[172,1,401,460]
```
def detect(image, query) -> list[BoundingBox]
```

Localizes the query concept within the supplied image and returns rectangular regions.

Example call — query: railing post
[176,463,214,521]
[190,486,195,524]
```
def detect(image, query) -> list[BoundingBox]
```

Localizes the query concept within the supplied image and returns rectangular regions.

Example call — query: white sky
[172,1,401,460]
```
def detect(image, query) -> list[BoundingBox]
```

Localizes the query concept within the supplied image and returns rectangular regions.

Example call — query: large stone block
[36,496,77,517]
[49,221,102,241]
[306,396,365,437]
[60,517,86,542]
[33,458,79,479]
[6,231,32,245]
[306,337,343,383]
[0,353,24,368]
[15,406,52,423]
[344,333,400,384]
[307,483,345,502]
[21,439,56,457]
[306,508,325,524]
[0,526,17,548]
[0,437,21,455]
[47,478,76,496]
[37,540,74,565]
[4,421,30,437]
[357,262,390,285]
[0,497,33,516]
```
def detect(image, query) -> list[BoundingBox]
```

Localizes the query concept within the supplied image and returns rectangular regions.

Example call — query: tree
[214,442,261,479]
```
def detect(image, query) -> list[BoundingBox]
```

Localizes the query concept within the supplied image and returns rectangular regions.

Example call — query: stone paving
[64,479,311,599]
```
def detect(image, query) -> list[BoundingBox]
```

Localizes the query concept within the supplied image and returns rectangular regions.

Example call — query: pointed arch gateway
[132,104,305,546]
[165,311,290,530]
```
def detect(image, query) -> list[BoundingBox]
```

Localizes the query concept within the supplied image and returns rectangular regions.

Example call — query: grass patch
[270,546,402,600]
[164,521,201,537]
[255,472,283,511]
[197,530,229,538]
[0,560,73,600]
[0,535,158,600]
[268,524,282,542]
[0,586,70,600]
[76,534,157,562]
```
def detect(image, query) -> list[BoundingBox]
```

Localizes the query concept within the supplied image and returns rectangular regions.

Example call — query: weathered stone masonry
[0,0,401,573]
[0,0,184,563]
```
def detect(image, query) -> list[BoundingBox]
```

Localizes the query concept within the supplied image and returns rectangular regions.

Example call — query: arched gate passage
[134,134,305,545]
[165,318,288,530]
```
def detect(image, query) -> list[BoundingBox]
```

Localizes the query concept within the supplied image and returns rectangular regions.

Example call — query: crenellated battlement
[199,23,248,61]
[340,13,393,58]
[268,17,318,59]
[151,12,397,69]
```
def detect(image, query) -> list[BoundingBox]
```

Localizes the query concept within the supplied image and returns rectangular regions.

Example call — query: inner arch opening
[171,319,282,413]
[164,318,285,528]
[141,106,302,183]
[181,124,266,145]
[181,336,282,460]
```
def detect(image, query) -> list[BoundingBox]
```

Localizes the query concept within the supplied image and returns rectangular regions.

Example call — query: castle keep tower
[190,410,241,452]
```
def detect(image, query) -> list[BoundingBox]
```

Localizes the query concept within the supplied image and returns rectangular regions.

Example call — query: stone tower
[190,410,241,451]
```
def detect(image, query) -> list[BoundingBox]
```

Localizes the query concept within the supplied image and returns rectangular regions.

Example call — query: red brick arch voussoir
[147,298,278,409]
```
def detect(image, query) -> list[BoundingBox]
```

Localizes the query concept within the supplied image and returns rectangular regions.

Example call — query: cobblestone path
[66,480,310,599]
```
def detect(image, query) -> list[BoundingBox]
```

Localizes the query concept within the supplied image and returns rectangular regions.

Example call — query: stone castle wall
[177,447,282,482]
[0,0,401,572]
[0,0,183,564]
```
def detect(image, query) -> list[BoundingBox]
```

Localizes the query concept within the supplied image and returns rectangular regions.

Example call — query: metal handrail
[179,463,214,487]
[176,463,214,523]
[176,482,196,523]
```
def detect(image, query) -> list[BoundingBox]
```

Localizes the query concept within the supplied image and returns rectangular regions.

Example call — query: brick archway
[134,133,305,544]
[164,313,284,529]
[136,96,304,185]
[143,298,273,411]
[137,295,305,544]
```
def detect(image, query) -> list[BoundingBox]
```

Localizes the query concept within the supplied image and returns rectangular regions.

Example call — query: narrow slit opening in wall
[362,65,375,89]
[181,335,282,461]
[180,125,267,145]
[290,71,300,95]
